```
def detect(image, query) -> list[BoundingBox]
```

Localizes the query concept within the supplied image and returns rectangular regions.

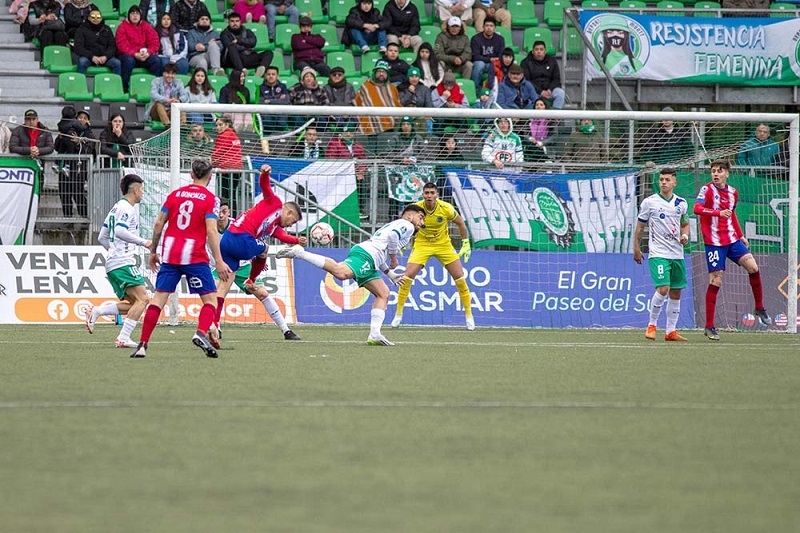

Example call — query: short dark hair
[120,173,143,195]
[192,158,213,179]
[219,199,230,210]
[533,40,546,50]
[402,204,425,215]
[483,18,496,26]
[386,42,400,50]
[163,63,178,74]
[423,181,437,190]
[284,201,302,220]
[266,66,279,74]
[660,167,677,177]
[227,11,241,20]
[710,159,730,171]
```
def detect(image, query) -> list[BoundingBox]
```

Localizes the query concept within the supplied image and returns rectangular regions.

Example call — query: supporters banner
[384,164,435,202]
[251,157,361,232]
[580,10,800,85]
[0,246,297,325]
[445,168,638,252]
[0,158,40,245]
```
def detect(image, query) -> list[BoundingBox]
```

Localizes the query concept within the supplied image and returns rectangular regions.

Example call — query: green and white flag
[0,158,40,245]
[385,164,435,202]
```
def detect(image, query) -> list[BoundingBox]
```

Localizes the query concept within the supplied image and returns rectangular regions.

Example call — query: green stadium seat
[328,0,351,24]
[464,25,477,39]
[326,51,357,77]
[208,75,227,94]
[85,65,112,76]
[176,74,191,86]
[281,74,299,87]
[656,0,685,15]
[522,27,555,55]
[419,25,440,47]
[274,23,299,53]
[313,24,344,53]
[245,76,261,103]
[200,0,225,22]
[245,23,276,52]
[494,26,517,53]
[361,50,382,76]
[92,0,118,20]
[296,0,328,23]
[118,0,139,18]
[618,0,647,8]
[581,0,608,7]
[770,2,797,17]
[349,76,367,92]
[58,72,93,101]
[543,0,571,29]
[105,19,119,33]
[42,45,76,73]
[93,72,129,102]
[270,51,286,71]
[456,80,476,105]
[399,51,416,64]
[693,1,721,17]
[129,73,156,103]
[506,0,538,27]
[561,26,584,57]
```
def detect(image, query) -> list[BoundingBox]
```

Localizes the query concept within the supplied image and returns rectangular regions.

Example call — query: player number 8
[177,201,194,230]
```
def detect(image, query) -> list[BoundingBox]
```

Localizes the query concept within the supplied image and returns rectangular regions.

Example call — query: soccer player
[86,174,151,348]
[209,199,301,348]
[693,159,771,341]
[213,164,306,341]
[130,158,232,358]
[277,204,427,346]
[633,168,690,342]
[391,182,474,330]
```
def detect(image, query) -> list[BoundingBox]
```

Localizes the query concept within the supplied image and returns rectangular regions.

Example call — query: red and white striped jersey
[694,182,743,246]
[160,184,219,265]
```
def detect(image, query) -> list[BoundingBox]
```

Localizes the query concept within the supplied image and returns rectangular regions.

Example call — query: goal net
[127,104,798,333]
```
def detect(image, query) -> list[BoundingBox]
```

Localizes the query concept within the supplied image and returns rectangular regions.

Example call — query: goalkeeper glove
[458,239,472,264]
[386,269,405,286]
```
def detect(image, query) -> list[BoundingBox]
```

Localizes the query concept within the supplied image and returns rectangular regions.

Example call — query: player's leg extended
[89,265,137,333]
[132,282,174,358]
[364,278,394,345]
[736,249,771,325]
[243,278,299,340]
[392,261,425,327]
[117,284,149,347]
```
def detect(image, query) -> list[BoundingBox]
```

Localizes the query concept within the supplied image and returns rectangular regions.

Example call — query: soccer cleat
[283,329,301,340]
[276,245,304,259]
[208,324,221,349]
[367,334,395,346]
[85,305,96,334]
[704,327,720,341]
[465,316,475,331]
[645,325,657,340]
[115,337,138,348]
[192,332,218,358]
[664,331,688,342]
[130,342,147,358]
[754,308,772,326]
[390,314,403,328]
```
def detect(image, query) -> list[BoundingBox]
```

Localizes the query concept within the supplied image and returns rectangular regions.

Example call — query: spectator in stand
[326,121,370,219]
[470,86,493,130]
[219,68,250,104]
[437,134,463,159]
[293,125,322,159]
[116,5,162,92]
[398,66,433,108]
[233,0,267,24]
[259,66,290,133]
[383,0,423,53]
[497,63,537,110]
[525,97,549,161]
[0,121,11,153]
[434,17,472,81]
[481,116,523,170]
[413,42,444,88]
[145,62,187,125]
[382,42,410,85]
[470,17,504,90]
[99,113,135,167]
[9,109,54,166]
[184,67,217,125]
[63,0,93,40]
[289,66,330,129]
[220,12,274,79]
[521,40,565,109]
[155,13,189,74]
[73,9,121,76]
[54,105,94,218]
[140,0,173,27]
[187,15,224,76]
[494,46,514,83]
[637,107,694,167]
[386,116,423,163]
[27,0,68,49]
[265,0,300,42]
[354,60,402,135]
[324,66,355,106]
[432,70,468,131]
[344,0,387,54]
[211,115,244,212]
[472,0,510,32]
[565,118,607,164]
[169,0,209,32]
[737,123,779,172]
[434,0,474,26]
[182,122,212,157]
[291,16,331,76]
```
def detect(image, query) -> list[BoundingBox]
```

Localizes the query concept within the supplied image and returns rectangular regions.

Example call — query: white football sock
[95,301,119,317]
[370,308,385,337]
[119,318,138,340]
[261,294,289,333]
[666,298,681,334]
[296,249,326,268]
[649,291,667,326]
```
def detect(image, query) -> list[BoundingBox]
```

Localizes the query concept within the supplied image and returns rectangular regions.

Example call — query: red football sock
[705,284,720,329]
[249,255,267,283]
[197,303,215,335]
[140,304,162,343]
[749,271,764,310]
[214,296,225,325]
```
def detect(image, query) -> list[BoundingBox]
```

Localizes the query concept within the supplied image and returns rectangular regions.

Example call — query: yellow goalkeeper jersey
[416,199,458,246]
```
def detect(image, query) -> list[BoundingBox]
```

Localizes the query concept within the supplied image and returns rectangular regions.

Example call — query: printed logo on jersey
[320,273,370,313]
[494,151,513,163]
[527,187,576,248]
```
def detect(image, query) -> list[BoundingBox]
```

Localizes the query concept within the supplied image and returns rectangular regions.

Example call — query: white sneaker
[214,67,226,76]
[367,334,395,346]
[466,316,475,331]
[390,314,403,328]
[361,45,370,53]
[114,337,138,348]
[254,65,266,79]
[85,305,96,334]
[276,245,304,259]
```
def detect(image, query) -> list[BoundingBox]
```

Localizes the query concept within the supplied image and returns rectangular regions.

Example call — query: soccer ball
[310,222,335,246]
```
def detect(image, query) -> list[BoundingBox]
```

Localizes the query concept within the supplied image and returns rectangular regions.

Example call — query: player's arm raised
[632,220,646,264]
[206,218,231,282]
[148,211,169,272]
[259,164,275,201]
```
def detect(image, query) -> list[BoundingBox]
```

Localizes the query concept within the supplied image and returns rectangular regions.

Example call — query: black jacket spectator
[383,54,410,84]
[521,53,561,94]
[73,18,116,60]
[169,0,209,31]
[63,0,95,39]
[342,3,386,47]
[382,0,420,39]
[9,121,55,156]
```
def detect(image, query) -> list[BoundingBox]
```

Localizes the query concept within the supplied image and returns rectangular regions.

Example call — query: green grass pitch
[1,323,799,532]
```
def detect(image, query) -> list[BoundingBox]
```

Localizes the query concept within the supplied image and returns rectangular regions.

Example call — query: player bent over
[87,174,151,348]
[213,165,306,344]
[209,200,300,348]
[391,182,475,330]
[131,159,232,358]
[633,168,690,342]
[278,204,427,345]
[693,159,771,341]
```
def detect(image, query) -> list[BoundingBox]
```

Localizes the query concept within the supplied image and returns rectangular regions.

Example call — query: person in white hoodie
[481,116,523,170]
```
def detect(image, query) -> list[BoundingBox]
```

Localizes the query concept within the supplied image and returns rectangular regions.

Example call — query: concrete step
[3,48,39,62]
[1,99,66,129]
[0,76,52,90]
[0,32,25,43]
[0,85,52,97]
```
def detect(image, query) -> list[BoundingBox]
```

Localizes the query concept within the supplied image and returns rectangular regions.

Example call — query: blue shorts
[220,231,267,273]
[704,240,751,272]
[155,263,217,295]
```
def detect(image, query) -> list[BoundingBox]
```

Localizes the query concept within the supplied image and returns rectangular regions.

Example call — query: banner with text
[580,10,800,85]
[445,168,638,252]
[0,158,40,245]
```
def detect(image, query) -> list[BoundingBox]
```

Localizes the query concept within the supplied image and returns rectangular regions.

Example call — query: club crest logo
[585,14,650,77]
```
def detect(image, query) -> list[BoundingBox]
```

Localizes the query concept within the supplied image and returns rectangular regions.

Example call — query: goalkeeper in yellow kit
[391,182,475,330]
